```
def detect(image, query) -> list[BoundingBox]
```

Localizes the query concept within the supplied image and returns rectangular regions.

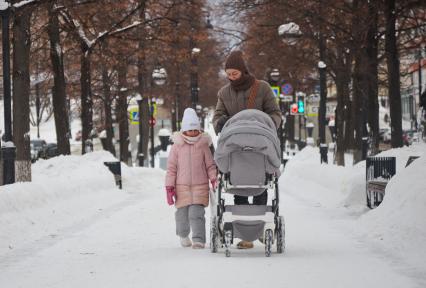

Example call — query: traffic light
[297,94,305,114]
[290,103,299,115]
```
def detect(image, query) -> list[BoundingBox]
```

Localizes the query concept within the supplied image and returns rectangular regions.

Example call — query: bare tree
[12,5,33,182]
[385,0,403,148]
[48,1,71,155]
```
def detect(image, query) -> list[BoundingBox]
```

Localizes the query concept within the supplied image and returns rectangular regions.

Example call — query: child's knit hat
[181,108,201,132]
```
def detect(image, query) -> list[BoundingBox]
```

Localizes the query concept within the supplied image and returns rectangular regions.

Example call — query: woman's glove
[215,115,229,134]
[210,178,217,190]
[165,186,176,205]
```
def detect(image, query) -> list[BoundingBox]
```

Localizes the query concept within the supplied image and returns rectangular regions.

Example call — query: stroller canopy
[215,109,281,175]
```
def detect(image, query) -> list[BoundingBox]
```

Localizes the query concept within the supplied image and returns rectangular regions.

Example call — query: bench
[366,157,396,208]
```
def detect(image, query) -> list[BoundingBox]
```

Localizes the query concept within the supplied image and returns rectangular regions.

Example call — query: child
[165,108,217,249]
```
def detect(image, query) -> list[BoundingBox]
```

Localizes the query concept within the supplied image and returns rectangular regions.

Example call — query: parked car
[30,139,47,162]
[40,143,59,159]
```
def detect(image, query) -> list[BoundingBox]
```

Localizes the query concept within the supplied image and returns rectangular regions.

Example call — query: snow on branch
[59,9,93,49]
[13,0,40,9]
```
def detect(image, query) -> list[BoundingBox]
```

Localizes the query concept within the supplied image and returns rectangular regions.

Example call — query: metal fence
[365,156,396,208]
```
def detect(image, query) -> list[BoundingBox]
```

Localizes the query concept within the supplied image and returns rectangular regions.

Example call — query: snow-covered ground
[2,103,426,287]
[1,140,426,287]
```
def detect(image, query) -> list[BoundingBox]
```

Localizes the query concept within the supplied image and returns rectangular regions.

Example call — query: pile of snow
[281,146,366,209]
[283,142,426,268]
[357,154,426,267]
[0,151,152,255]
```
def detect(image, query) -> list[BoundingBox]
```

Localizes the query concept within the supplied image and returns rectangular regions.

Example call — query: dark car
[30,139,47,162]
[41,143,59,159]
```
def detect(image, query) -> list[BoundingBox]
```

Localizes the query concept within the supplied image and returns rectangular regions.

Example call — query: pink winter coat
[165,132,217,208]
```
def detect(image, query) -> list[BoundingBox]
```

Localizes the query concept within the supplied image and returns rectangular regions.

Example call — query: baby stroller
[210,109,285,257]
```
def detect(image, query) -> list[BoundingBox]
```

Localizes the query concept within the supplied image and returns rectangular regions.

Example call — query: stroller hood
[215,109,281,175]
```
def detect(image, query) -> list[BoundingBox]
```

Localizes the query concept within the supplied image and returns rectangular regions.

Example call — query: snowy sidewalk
[0,165,423,288]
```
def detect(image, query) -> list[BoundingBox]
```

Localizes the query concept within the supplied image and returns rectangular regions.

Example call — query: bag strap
[247,80,259,109]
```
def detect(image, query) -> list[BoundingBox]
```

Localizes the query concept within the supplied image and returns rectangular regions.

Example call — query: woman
[212,50,282,249]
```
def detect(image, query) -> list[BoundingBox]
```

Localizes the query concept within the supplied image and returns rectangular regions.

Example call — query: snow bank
[341,143,426,210]
[357,154,426,267]
[375,142,426,171]
[283,142,426,268]
[282,142,426,211]
[281,146,365,209]
[0,151,130,255]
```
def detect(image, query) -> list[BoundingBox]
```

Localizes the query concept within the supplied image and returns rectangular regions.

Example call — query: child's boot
[180,237,192,247]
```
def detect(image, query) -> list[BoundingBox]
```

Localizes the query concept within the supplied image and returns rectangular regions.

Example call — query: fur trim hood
[171,132,213,146]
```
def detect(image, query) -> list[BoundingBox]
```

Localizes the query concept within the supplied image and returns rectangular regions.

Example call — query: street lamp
[278,20,328,163]
[268,68,285,163]
[269,68,281,84]
[1,1,16,185]
[135,93,144,167]
[150,65,167,168]
[191,47,201,109]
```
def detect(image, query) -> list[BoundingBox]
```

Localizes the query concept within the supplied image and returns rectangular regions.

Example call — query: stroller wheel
[210,217,219,253]
[224,230,232,257]
[265,229,273,257]
[276,216,285,254]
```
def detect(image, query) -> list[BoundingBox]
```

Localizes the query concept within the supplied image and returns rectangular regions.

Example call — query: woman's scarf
[230,72,255,92]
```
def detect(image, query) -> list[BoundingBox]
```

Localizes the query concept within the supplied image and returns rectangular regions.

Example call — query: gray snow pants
[175,204,206,243]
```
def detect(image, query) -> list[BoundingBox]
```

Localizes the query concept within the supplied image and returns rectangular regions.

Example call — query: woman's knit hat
[225,50,248,73]
[181,108,201,132]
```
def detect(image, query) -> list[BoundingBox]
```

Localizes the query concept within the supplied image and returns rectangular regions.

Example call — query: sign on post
[281,83,293,95]
[149,117,156,127]
[271,86,280,97]
[281,95,294,102]
[128,107,140,125]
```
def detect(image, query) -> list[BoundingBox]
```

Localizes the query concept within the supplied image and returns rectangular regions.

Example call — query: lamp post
[268,68,285,163]
[279,20,328,163]
[318,60,328,163]
[151,66,167,168]
[1,1,15,185]
[190,47,200,109]
[136,94,144,166]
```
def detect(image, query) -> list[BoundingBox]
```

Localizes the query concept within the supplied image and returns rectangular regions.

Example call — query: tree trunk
[350,0,368,164]
[12,6,32,182]
[117,64,131,165]
[48,2,71,156]
[352,43,371,164]
[385,0,403,148]
[80,49,93,154]
[101,64,116,156]
[366,0,379,154]
[334,46,350,166]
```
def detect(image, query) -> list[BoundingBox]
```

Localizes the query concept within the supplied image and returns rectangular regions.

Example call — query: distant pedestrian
[165,108,217,249]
